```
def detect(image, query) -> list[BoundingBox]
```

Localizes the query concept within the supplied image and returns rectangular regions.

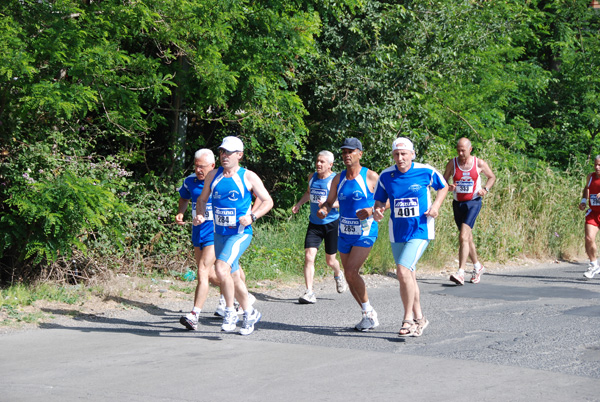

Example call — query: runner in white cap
[374,137,448,336]
[193,136,273,335]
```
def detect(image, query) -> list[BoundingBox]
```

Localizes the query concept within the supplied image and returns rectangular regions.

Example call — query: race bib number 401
[394,198,419,218]
[215,207,236,226]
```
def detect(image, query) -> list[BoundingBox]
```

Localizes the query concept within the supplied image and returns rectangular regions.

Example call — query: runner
[317,138,380,331]
[176,149,219,330]
[579,155,600,279]
[193,136,273,335]
[292,151,346,304]
[374,137,448,337]
[177,149,256,330]
[443,137,495,285]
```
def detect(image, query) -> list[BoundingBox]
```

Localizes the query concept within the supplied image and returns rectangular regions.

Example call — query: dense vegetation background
[1,0,599,285]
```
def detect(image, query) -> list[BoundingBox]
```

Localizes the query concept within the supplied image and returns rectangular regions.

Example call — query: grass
[0,283,85,325]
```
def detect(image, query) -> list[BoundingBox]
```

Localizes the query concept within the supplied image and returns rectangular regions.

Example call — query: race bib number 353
[456,179,474,194]
[394,198,419,218]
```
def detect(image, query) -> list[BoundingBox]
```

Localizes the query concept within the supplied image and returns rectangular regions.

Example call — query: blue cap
[340,137,363,151]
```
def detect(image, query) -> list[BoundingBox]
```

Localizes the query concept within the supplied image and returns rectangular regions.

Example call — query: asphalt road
[1,262,600,401]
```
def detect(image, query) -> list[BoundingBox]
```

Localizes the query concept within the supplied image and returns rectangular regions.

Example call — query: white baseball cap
[219,136,244,152]
[392,137,415,160]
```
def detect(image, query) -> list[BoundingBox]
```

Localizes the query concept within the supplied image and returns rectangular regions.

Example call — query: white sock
[192,307,201,314]
[361,301,373,312]
[458,268,465,274]
[244,308,254,316]
[225,306,235,313]
[591,260,598,267]
[474,262,482,270]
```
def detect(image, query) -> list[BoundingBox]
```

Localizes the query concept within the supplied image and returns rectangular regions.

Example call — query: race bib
[456,179,474,194]
[192,202,214,221]
[205,203,213,221]
[394,198,419,218]
[310,188,327,205]
[339,216,361,235]
[591,194,600,206]
[214,207,236,226]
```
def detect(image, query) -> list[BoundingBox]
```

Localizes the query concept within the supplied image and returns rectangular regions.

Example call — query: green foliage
[1,0,599,283]
[1,169,130,265]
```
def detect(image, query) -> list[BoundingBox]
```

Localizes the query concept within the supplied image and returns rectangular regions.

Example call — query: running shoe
[214,295,226,317]
[470,266,485,284]
[179,311,199,331]
[239,309,262,336]
[334,272,348,293]
[221,309,239,332]
[298,289,317,304]
[355,309,379,331]
[584,263,600,279]
[449,270,465,285]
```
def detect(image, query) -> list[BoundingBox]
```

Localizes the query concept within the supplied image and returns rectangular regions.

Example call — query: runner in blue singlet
[193,136,273,336]
[292,151,346,304]
[176,149,220,330]
[317,138,381,332]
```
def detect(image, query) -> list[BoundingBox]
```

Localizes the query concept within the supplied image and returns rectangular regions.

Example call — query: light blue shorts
[338,235,377,254]
[214,232,252,273]
[391,239,429,271]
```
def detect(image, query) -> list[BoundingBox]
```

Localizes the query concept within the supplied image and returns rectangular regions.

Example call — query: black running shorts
[304,220,339,255]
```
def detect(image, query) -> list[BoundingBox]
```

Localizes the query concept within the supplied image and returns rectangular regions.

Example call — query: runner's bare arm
[580,173,592,211]
[478,158,496,196]
[292,173,312,213]
[425,185,449,218]
[175,198,190,225]
[443,159,456,192]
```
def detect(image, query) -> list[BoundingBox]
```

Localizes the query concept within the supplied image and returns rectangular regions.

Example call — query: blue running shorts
[214,232,252,273]
[391,239,430,272]
[338,235,377,254]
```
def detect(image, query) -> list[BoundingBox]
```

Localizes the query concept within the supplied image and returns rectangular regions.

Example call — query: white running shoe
[470,266,485,284]
[584,264,600,279]
[239,309,262,336]
[221,309,239,332]
[334,272,347,293]
[450,270,465,285]
[179,311,199,330]
[298,289,316,304]
[214,295,226,317]
[355,309,379,331]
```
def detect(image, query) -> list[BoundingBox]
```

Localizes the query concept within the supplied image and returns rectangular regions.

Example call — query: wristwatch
[250,213,257,222]
[484,187,490,192]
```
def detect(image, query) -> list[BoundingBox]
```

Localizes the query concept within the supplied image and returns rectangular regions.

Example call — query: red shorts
[585,209,600,227]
